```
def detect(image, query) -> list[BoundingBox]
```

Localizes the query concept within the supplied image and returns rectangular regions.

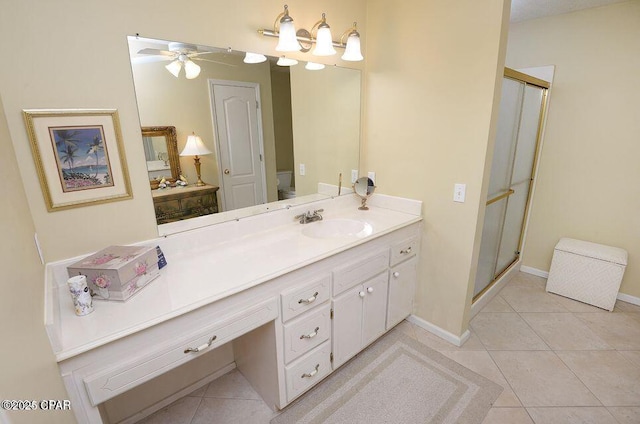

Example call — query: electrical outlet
[299,163,306,176]
[453,183,466,203]
[351,169,358,184]
[367,171,376,183]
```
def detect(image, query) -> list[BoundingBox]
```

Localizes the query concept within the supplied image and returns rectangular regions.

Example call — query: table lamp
[180,133,212,186]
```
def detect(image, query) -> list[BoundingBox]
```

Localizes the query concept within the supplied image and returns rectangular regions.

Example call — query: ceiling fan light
[341,32,363,61]
[277,56,298,67]
[165,60,182,77]
[244,52,268,64]
[305,61,325,70]
[184,60,201,79]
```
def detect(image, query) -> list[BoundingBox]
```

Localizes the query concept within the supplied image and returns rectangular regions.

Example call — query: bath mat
[271,328,502,424]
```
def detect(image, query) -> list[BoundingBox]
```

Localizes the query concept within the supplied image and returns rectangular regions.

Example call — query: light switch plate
[453,183,466,203]
[299,163,306,176]
[351,169,358,184]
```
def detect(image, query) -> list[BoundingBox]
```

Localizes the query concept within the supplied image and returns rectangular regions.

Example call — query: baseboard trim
[407,315,470,347]
[520,265,549,278]
[118,362,236,424]
[520,266,640,306]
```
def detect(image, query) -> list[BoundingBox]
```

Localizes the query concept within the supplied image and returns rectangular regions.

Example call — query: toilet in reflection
[277,170,296,200]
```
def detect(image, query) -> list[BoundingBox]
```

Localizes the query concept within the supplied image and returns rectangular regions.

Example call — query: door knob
[224,169,230,175]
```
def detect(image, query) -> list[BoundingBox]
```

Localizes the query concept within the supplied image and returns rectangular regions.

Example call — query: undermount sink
[301,218,372,239]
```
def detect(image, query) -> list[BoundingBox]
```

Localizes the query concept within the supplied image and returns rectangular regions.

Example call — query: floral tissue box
[67,245,160,301]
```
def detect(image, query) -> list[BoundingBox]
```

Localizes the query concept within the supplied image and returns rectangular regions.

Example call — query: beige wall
[507,1,640,298]
[363,0,511,336]
[291,65,361,196]
[0,97,74,423]
[131,49,279,203]
[271,70,295,179]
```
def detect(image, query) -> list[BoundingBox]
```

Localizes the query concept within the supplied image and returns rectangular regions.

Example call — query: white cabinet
[332,272,388,368]
[387,257,417,330]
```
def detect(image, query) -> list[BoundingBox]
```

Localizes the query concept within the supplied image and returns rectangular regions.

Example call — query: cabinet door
[387,257,417,329]
[332,286,364,368]
[362,273,389,347]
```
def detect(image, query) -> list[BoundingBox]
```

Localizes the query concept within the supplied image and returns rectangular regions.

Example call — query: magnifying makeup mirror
[353,177,375,210]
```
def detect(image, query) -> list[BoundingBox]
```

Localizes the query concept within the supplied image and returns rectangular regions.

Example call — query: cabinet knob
[367,286,374,293]
[393,271,400,278]
[359,291,365,298]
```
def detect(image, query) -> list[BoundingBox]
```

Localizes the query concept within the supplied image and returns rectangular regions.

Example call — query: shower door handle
[486,189,514,206]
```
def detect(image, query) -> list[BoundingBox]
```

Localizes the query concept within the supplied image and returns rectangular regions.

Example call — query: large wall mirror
[127,36,361,230]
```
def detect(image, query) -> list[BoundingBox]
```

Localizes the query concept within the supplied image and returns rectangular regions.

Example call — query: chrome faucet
[294,209,324,224]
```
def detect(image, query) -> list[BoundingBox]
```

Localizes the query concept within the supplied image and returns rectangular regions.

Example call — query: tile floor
[137,272,640,424]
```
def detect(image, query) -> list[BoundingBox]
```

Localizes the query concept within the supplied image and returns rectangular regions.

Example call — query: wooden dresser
[151,185,219,225]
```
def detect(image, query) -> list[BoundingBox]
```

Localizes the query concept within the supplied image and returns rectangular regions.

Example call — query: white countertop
[45,192,422,361]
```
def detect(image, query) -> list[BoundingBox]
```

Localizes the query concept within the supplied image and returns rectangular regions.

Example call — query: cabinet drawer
[390,236,418,266]
[83,298,278,405]
[281,274,331,322]
[283,305,331,364]
[285,341,332,402]
[333,249,389,296]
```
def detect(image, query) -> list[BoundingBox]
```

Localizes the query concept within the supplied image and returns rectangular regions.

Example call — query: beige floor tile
[203,369,263,400]
[191,398,274,424]
[527,407,618,423]
[481,408,534,424]
[508,273,547,290]
[470,313,549,351]
[614,301,640,313]
[412,324,487,351]
[575,312,640,350]
[607,407,640,424]
[439,350,521,407]
[187,384,208,398]
[619,351,640,368]
[520,313,612,350]
[557,351,640,406]
[139,396,201,424]
[500,285,569,313]
[394,319,417,339]
[490,351,600,407]
[550,294,610,313]
[481,295,515,313]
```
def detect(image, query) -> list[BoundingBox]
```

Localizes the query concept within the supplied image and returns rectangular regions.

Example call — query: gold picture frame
[23,109,132,211]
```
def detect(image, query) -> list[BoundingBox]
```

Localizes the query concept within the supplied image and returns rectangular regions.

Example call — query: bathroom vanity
[44,193,421,423]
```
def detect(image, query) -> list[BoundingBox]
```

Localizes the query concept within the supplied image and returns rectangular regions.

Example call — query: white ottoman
[546,238,627,311]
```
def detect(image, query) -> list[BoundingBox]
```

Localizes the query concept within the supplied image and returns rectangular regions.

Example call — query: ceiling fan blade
[137,48,176,57]
[194,57,237,67]
[187,51,215,58]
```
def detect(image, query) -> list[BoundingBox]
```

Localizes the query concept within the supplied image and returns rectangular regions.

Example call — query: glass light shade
[341,34,363,61]
[180,134,212,156]
[184,60,201,79]
[165,60,182,77]
[313,26,336,56]
[305,61,325,70]
[277,56,298,67]
[244,52,267,64]
[276,20,301,52]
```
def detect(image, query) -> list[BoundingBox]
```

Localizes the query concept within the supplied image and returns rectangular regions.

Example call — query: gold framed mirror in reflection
[127,35,361,229]
[142,126,181,186]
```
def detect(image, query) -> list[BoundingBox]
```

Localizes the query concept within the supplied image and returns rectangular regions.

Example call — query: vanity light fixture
[258,5,364,61]
[165,53,201,79]
[277,56,298,67]
[243,52,267,64]
[180,133,212,186]
[305,61,325,70]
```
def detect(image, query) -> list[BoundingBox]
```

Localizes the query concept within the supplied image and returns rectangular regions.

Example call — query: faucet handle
[314,209,324,214]
[294,213,306,220]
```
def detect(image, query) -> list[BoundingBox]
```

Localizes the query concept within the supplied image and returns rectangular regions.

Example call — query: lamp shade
[184,60,201,79]
[244,52,267,64]
[165,60,182,77]
[305,61,325,70]
[276,16,300,51]
[313,25,336,56]
[180,134,212,156]
[341,33,363,61]
[277,56,298,67]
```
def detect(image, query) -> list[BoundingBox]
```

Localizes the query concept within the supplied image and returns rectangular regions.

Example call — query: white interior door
[210,80,266,211]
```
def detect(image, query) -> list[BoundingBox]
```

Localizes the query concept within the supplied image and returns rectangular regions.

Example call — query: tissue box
[67,245,160,301]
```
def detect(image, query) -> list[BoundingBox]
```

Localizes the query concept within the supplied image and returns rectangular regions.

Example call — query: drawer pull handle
[300,327,320,340]
[298,292,319,305]
[393,272,400,278]
[184,335,217,354]
[400,246,412,254]
[301,364,320,379]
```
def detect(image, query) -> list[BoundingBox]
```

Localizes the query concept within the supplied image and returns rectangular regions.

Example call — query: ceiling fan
[136,42,235,79]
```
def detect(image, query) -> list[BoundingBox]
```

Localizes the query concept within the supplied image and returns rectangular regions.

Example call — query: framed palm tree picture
[23,109,132,211]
